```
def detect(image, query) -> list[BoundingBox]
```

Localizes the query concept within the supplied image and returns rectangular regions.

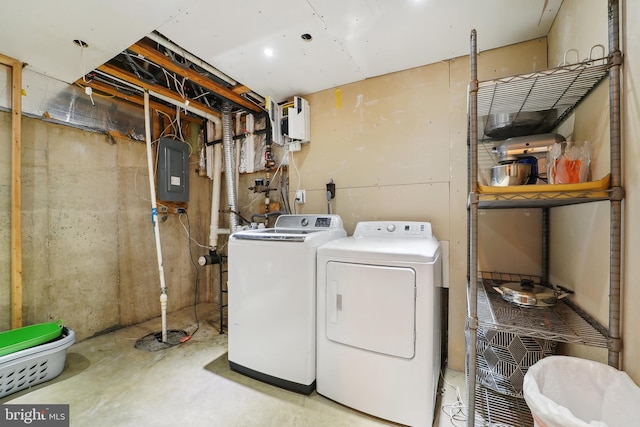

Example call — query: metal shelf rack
[466,2,623,425]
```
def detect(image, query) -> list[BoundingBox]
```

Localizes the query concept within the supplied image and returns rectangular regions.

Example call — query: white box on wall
[286,96,310,142]
[266,96,282,145]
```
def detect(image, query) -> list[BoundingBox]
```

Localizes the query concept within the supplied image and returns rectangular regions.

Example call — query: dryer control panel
[353,221,433,238]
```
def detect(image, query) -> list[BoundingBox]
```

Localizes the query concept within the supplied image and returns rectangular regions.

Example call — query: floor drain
[135,330,188,352]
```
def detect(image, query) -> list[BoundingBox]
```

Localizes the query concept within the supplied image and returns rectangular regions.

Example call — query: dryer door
[325,261,416,358]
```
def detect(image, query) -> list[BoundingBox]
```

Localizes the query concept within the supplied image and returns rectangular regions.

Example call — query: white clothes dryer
[228,214,346,394]
[316,221,442,427]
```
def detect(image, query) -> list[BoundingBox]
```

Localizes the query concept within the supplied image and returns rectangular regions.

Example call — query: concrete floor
[1,304,467,427]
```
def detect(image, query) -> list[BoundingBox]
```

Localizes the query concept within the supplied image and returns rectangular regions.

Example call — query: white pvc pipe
[144,90,169,343]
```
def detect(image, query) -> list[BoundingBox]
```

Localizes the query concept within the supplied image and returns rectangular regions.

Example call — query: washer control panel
[354,221,433,238]
[274,214,344,230]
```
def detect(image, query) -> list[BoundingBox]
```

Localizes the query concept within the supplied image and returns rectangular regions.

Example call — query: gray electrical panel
[157,138,189,202]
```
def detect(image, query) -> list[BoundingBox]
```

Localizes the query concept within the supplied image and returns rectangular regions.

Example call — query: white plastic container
[0,327,75,398]
[523,356,640,427]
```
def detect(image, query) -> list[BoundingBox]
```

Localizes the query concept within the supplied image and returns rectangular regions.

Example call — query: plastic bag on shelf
[548,141,591,184]
[523,356,640,427]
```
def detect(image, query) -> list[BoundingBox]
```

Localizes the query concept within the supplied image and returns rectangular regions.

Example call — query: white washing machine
[316,221,442,427]
[228,214,346,394]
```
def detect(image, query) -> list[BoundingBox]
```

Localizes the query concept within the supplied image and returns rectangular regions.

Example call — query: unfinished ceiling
[1,0,563,109]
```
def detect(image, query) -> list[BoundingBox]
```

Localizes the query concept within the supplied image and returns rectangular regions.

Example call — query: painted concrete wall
[547,0,640,382]
[291,38,548,371]
[0,114,214,340]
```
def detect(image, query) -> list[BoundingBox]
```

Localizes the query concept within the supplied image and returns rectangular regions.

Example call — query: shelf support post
[607,0,622,369]
[466,29,479,427]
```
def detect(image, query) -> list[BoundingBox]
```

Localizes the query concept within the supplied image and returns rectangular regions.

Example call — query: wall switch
[295,189,306,204]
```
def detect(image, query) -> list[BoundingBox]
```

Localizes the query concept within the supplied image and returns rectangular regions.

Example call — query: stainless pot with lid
[493,279,571,308]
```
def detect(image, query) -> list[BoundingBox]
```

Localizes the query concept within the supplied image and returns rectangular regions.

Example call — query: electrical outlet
[289,141,301,152]
[295,189,306,204]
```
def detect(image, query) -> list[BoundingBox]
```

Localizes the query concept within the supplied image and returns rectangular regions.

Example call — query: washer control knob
[386,224,396,232]
[301,217,309,227]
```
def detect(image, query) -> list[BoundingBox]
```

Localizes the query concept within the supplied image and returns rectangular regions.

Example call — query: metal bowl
[488,163,531,186]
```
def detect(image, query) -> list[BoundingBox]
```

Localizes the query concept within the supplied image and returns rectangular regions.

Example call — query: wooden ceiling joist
[128,42,262,113]
[97,63,222,119]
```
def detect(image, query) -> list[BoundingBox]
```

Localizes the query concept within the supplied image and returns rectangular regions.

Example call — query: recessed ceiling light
[264,48,274,57]
[301,33,313,42]
[73,39,89,48]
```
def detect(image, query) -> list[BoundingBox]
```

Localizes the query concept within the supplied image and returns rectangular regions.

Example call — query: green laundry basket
[0,320,64,357]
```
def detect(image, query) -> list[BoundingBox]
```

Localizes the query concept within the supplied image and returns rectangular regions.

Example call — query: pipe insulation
[222,101,239,232]
[144,90,169,343]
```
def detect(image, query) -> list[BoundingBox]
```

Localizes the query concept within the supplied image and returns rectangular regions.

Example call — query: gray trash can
[523,356,640,427]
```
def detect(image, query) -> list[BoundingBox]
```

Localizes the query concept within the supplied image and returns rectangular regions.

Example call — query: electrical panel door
[157,138,189,202]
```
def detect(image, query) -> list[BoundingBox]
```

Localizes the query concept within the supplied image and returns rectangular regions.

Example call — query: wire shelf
[476,272,609,347]
[473,384,534,427]
[477,60,610,142]
[464,340,535,427]
[475,189,610,209]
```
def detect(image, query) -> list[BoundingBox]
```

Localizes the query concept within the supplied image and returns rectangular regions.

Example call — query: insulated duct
[222,101,239,232]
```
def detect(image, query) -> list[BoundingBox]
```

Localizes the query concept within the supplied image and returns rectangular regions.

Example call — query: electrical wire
[178,213,210,249]
[80,43,89,83]
[74,82,116,99]
[242,192,266,212]
[289,150,302,213]
[439,370,467,426]
[132,137,169,212]
[178,212,200,341]
[155,109,179,139]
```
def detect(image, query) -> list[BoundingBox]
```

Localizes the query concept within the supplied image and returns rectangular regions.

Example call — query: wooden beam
[231,84,251,95]
[1,54,24,329]
[128,43,262,113]
[97,63,222,119]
